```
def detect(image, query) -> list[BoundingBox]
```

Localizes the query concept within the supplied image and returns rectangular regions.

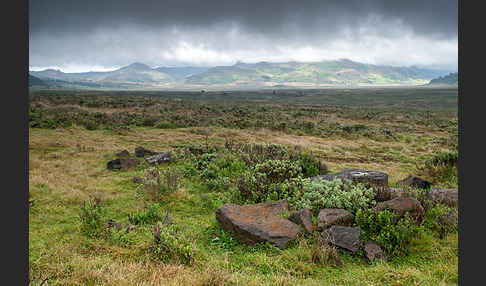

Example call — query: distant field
[30,87,458,111]
[29,87,458,285]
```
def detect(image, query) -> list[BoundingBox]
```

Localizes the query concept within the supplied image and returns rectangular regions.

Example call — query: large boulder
[146,152,172,164]
[374,197,425,224]
[135,146,158,157]
[312,168,391,201]
[396,175,432,190]
[321,226,361,253]
[215,200,301,249]
[364,241,387,263]
[317,208,355,231]
[428,188,458,208]
[107,158,140,170]
[288,209,314,234]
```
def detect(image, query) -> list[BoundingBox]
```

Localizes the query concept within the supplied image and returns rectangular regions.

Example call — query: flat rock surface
[429,188,458,208]
[374,196,425,224]
[321,226,361,253]
[317,208,355,231]
[146,152,172,164]
[215,200,301,249]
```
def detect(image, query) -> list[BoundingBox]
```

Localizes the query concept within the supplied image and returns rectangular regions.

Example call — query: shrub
[128,203,165,225]
[297,153,321,178]
[423,204,458,238]
[355,209,423,257]
[79,197,104,238]
[294,179,376,214]
[152,223,196,265]
[105,226,138,247]
[236,160,302,203]
[418,151,458,187]
[136,167,179,201]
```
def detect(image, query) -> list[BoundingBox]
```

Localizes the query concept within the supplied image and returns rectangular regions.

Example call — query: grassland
[28,87,458,285]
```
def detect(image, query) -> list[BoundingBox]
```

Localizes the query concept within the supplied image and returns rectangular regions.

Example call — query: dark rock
[215,199,301,249]
[145,152,172,164]
[429,188,458,208]
[389,187,407,199]
[321,226,361,253]
[133,176,143,183]
[116,150,130,157]
[374,197,425,224]
[364,241,387,263]
[396,175,432,190]
[107,158,140,170]
[317,208,354,231]
[312,168,390,201]
[135,146,157,157]
[288,208,314,234]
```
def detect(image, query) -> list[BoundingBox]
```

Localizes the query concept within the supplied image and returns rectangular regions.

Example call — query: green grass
[29,90,457,285]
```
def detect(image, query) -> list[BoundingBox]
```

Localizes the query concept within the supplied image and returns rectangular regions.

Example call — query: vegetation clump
[294,178,376,214]
[355,209,423,257]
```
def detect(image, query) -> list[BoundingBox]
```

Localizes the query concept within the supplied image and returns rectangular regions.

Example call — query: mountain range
[29,59,455,90]
[428,72,458,86]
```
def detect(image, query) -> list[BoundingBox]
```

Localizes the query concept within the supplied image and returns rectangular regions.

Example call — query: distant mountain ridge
[428,72,458,86]
[29,59,455,89]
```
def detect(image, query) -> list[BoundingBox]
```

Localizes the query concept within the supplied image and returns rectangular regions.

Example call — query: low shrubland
[29,90,458,285]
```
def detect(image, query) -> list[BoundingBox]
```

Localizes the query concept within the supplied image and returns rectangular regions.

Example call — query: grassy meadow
[28,87,458,285]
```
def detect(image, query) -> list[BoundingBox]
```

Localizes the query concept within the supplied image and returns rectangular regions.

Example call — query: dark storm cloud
[29,0,458,71]
[30,0,457,37]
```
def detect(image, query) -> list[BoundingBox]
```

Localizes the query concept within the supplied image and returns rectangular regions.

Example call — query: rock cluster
[215,168,455,264]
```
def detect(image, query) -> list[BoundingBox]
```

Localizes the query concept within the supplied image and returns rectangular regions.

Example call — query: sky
[29,0,458,73]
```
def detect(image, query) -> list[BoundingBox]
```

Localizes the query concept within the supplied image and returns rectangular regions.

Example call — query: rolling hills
[29,59,454,89]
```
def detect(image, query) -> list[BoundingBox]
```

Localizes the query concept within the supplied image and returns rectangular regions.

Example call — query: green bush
[355,209,423,257]
[128,203,165,225]
[105,226,138,247]
[152,223,196,265]
[423,204,457,238]
[79,197,104,238]
[294,178,376,214]
[236,160,302,203]
[419,151,458,187]
[297,152,321,178]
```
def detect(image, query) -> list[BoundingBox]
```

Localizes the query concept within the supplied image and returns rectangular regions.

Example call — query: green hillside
[29,60,453,89]
[29,75,48,87]
[428,72,458,86]
[184,59,450,86]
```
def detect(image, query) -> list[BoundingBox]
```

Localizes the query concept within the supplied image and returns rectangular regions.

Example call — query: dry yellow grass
[29,125,457,285]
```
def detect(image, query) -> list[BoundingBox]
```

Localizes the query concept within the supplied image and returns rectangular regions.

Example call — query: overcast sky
[29,0,458,73]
